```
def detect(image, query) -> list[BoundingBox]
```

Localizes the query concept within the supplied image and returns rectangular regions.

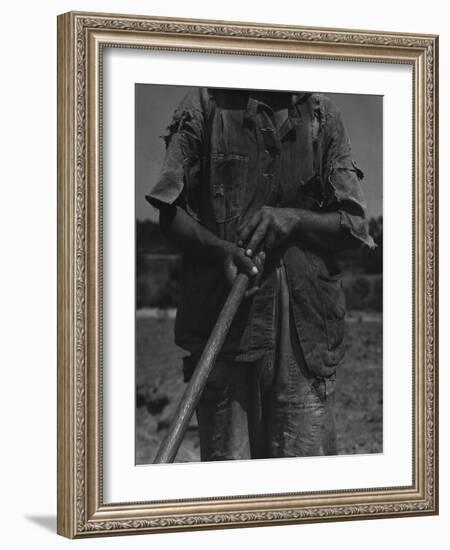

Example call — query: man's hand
[159,204,266,297]
[218,242,266,298]
[237,206,358,255]
[237,207,302,256]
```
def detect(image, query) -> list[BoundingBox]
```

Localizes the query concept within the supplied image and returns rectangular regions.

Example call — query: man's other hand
[237,207,301,256]
[218,243,265,298]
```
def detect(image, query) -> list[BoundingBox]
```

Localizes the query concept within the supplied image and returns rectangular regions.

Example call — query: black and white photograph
[135,84,383,465]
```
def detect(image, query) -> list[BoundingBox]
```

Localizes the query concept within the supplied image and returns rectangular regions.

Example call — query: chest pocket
[210,153,249,223]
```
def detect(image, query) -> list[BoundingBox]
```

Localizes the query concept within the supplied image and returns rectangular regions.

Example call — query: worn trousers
[193,264,337,461]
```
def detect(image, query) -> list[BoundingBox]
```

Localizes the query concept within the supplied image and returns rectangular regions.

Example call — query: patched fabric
[146,87,375,377]
[192,263,337,460]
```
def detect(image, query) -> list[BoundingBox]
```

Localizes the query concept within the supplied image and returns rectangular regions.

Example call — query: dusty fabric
[188,262,337,460]
[147,88,374,376]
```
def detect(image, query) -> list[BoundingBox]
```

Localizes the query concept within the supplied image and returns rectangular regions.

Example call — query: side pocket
[325,317,345,349]
[317,274,346,366]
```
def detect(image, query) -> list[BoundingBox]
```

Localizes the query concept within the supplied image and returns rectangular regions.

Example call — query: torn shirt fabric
[146,87,376,377]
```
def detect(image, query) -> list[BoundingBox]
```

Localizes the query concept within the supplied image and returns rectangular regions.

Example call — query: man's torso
[172,88,347,378]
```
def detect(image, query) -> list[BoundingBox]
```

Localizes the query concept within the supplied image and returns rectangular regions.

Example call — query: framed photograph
[57,11,439,538]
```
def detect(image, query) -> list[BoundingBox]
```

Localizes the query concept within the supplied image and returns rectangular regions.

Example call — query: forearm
[159,204,228,263]
[292,209,357,252]
[159,205,262,289]
[238,206,360,256]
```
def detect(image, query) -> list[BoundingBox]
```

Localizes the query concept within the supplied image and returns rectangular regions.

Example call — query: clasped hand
[220,207,300,298]
[237,206,300,256]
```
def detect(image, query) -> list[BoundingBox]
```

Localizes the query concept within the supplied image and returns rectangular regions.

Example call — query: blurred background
[135,84,383,464]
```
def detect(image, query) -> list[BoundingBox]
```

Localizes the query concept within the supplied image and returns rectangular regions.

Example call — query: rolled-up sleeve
[146,88,207,221]
[321,99,376,249]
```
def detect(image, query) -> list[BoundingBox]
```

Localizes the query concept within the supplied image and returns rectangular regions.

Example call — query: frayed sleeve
[321,100,376,250]
[145,88,207,221]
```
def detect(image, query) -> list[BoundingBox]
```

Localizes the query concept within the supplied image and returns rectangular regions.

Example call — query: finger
[237,211,262,246]
[255,250,266,268]
[252,251,265,273]
[245,220,269,256]
[245,286,261,298]
[245,252,265,297]
[252,251,265,288]
[265,229,277,251]
[235,252,259,278]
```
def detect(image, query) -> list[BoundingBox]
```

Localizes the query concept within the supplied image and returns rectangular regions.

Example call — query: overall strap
[205,89,217,152]
[311,94,326,206]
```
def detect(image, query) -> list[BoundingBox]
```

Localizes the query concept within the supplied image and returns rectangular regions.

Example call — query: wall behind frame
[0,0,445,549]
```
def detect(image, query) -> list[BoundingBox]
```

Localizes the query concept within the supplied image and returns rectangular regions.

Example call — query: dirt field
[136,313,382,464]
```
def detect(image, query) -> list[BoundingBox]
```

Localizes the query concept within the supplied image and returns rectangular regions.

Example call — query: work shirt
[147,87,375,378]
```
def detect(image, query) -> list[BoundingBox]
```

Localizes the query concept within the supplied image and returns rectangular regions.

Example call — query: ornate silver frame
[57,11,439,538]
